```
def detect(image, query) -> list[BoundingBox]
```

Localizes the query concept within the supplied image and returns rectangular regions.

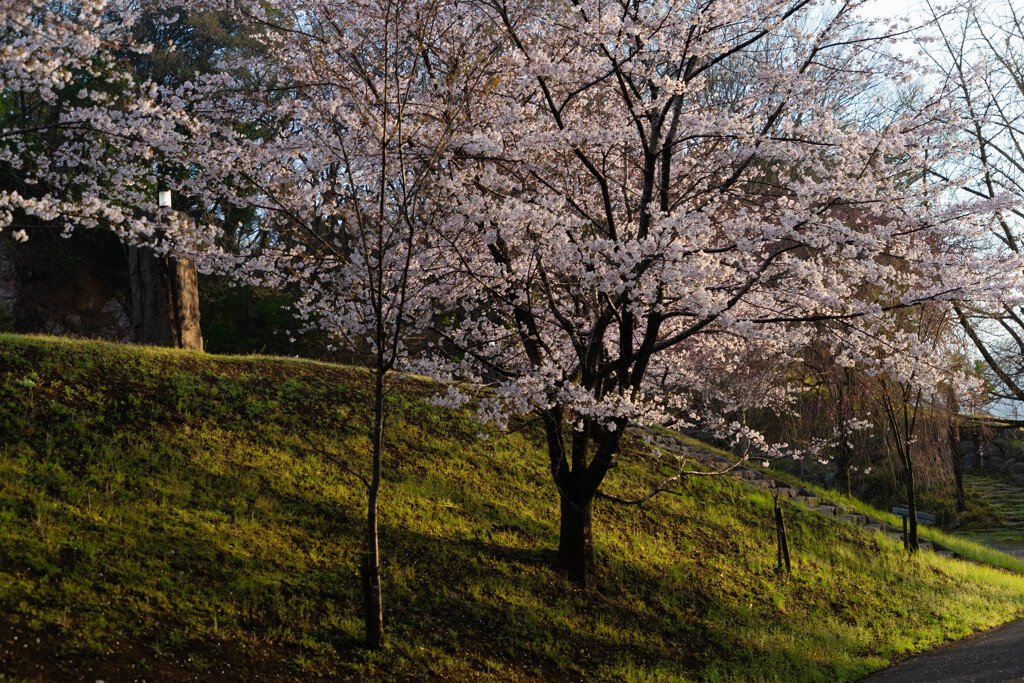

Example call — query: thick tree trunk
[363,369,386,650]
[557,484,595,588]
[542,409,620,588]
[128,245,203,350]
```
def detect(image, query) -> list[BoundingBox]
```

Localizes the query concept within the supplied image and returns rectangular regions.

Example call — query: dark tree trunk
[363,368,386,650]
[949,420,966,513]
[774,502,791,573]
[540,407,623,588]
[835,374,854,497]
[128,245,203,350]
[903,451,919,552]
[836,444,853,497]
[557,480,595,588]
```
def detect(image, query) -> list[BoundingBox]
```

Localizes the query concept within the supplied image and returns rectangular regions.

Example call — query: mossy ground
[2,334,1024,681]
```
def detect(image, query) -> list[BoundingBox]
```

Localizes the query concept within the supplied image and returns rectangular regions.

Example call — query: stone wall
[0,235,16,329]
[0,229,132,342]
[960,433,1024,484]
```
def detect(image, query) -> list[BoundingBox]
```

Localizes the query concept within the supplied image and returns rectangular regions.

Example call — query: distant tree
[927,2,1024,417]
[120,6,271,350]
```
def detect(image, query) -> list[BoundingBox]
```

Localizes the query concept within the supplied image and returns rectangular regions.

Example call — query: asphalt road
[860,619,1024,682]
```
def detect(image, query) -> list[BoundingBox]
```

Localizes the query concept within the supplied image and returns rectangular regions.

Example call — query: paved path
[860,619,1024,682]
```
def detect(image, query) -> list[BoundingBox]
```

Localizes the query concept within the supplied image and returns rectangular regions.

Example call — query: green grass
[951,473,1024,561]
[781,488,1024,575]
[691,445,1024,576]
[2,333,1024,681]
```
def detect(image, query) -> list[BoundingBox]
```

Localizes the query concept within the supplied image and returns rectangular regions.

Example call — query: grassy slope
[953,473,1024,559]
[673,434,1024,576]
[2,334,1024,682]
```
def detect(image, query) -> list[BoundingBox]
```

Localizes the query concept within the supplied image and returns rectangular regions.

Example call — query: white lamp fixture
[158,190,172,208]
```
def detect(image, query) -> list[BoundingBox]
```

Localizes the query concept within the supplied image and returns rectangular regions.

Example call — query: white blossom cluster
[1,0,1021,479]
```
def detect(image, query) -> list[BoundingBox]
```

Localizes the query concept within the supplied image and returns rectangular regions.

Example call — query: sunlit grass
[688,443,1024,576]
[2,333,1024,681]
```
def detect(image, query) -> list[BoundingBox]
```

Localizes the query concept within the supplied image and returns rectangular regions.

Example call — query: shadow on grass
[0,429,971,683]
[2,336,1016,682]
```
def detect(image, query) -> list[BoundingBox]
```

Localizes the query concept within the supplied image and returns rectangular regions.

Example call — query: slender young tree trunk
[948,420,966,513]
[836,375,853,497]
[128,245,203,350]
[557,477,595,588]
[903,450,919,552]
[774,501,791,574]
[363,368,385,650]
[836,444,853,497]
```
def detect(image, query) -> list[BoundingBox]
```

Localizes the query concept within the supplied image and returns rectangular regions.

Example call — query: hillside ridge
[2,333,1024,681]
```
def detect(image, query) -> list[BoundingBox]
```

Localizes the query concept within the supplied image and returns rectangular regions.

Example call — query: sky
[858,0,928,23]
[858,0,934,59]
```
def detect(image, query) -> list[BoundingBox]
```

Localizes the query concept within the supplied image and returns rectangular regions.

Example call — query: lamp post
[158,190,172,209]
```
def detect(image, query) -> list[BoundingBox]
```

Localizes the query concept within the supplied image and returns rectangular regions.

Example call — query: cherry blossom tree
[0,0,211,348]
[869,302,976,551]
[1,0,474,647]
[120,6,265,351]
[105,0,475,648]
[5,0,1022,594]
[0,0,141,235]
[418,0,1022,586]
[265,0,472,648]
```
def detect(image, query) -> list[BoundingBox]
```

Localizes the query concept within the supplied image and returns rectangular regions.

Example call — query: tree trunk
[363,509,384,650]
[363,369,386,650]
[903,452,919,552]
[836,376,853,497]
[949,420,965,513]
[557,481,595,588]
[542,410,618,588]
[836,443,853,497]
[128,245,203,350]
